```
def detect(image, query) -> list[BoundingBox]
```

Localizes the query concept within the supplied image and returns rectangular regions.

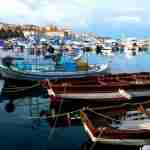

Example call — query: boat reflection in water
[1,80,150,150]
[2,96,145,150]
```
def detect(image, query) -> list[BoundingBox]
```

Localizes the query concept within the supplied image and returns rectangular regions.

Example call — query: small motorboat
[80,103,150,146]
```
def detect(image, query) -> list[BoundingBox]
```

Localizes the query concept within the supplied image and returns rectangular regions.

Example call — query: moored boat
[80,103,150,146]
[0,63,108,80]
[43,72,150,91]
[40,73,150,103]
[0,52,109,80]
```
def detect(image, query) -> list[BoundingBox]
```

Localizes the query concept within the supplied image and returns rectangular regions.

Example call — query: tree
[0,28,7,39]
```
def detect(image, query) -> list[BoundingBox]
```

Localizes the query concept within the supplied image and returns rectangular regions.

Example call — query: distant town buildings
[0,22,74,39]
[0,22,114,42]
[0,22,24,39]
[0,22,149,50]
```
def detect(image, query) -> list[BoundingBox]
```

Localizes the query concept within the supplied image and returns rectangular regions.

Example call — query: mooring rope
[2,83,41,93]
[28,108,82,119]
[3,84,40,90]
[45,80,65,141]
[87,108,121,123]
[28,99,150,121]
[90,99,150,111]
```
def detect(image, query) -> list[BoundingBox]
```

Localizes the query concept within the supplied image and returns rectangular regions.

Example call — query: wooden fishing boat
[80,103,150,146]
[38,72,150,97]
[40,76,150,103]
[48,72,150,89]
[0,56,109,80]
[0,63,108,80]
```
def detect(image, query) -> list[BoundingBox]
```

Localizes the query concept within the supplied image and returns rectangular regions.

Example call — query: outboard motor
[2,56,14,68]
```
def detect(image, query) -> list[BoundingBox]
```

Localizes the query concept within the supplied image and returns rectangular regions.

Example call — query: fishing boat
[0,63,108,81]
[80,103,150,146]
[43,72,150,91]
[0,52,109,80]
[40,72,150,103]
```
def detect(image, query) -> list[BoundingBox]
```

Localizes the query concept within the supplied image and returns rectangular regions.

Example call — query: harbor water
[0,50,150,150]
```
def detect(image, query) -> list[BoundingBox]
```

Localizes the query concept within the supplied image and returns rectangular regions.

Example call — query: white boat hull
[0,64,109,81]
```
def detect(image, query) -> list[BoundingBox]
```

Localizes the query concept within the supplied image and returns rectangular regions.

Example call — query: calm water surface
[84,50,150,73]
[0,50,150,150]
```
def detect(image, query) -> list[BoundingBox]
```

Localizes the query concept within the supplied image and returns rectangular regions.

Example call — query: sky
[0,0,150,38]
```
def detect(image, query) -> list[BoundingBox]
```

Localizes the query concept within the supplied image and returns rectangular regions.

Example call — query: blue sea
[0,50,150,150]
